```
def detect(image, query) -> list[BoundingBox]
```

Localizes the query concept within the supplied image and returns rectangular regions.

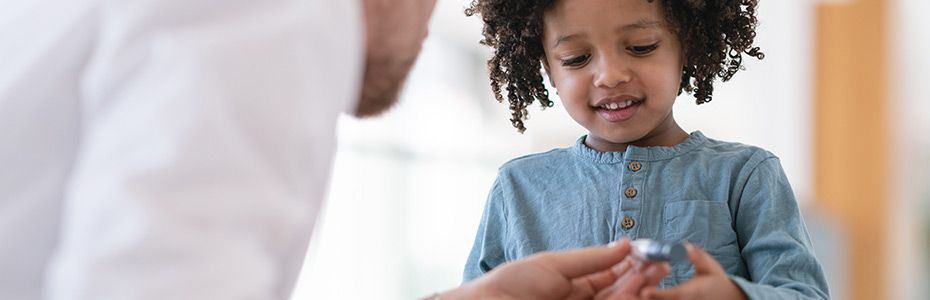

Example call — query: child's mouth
[593,99,643,122]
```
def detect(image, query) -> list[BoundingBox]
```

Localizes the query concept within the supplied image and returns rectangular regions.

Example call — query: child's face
[542,0,685,151]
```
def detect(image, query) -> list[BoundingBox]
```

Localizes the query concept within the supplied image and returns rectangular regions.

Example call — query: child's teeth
[600,100,639,110]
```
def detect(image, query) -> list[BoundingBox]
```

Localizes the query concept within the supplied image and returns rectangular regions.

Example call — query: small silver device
[630,239,686,262]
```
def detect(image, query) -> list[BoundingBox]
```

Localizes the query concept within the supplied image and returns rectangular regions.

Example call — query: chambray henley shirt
[463,131,830,300]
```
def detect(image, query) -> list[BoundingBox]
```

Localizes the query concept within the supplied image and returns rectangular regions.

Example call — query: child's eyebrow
[550,20,662,48]
[552,33,585,48]
[620,19,662,31]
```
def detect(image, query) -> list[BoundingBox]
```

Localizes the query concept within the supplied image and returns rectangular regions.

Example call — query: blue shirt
[463,131,830,300]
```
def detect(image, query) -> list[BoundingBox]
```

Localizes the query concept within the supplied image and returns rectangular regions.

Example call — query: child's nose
[593,55,632,88]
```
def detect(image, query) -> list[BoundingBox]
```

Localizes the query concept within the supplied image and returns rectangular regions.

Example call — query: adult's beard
[353,51,418,118]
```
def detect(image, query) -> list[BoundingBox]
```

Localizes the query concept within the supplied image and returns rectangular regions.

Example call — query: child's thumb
[684,243,725,275]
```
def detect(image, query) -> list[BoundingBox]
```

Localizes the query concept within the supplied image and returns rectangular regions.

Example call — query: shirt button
[625,187,637,198]
[629,161,642,172]
[621,217,635,229]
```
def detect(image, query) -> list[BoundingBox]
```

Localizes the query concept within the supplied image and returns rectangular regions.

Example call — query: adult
[0,0,665,299]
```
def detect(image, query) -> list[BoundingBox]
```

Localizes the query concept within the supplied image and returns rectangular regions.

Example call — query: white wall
[890,0,930,299]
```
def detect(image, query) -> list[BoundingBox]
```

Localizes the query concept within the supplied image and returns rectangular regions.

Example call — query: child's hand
[639,243,748,300]
[590,257,670,300]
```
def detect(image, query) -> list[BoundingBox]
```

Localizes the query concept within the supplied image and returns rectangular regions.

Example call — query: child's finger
[684,243,725,275]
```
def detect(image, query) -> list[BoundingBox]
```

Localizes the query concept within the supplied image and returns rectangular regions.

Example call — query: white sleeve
[45,0,364,299]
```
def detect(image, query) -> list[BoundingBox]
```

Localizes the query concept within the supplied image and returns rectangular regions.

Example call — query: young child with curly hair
[462,0,830,299]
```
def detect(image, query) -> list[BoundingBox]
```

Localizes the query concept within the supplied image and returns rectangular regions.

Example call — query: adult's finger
[572,258,635,293]
[593,269,644,300]
[566,259,632,300]
[639,285,681,300]
[641,262,671,288]
[594,261,669,300]
[535,238,632,279]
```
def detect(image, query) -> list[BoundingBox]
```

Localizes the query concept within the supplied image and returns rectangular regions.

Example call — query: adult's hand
[593,257,670,300]
[434,239,667,300]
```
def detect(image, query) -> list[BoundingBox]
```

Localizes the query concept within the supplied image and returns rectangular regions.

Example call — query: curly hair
[465,0,765,133]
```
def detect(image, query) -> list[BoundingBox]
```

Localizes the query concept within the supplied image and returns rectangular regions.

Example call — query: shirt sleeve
[44,0,364,299]
[730,155,831,300]
[462,176,509,283]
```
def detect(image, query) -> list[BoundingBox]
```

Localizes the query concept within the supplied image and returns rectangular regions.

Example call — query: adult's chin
[353,54,417,118]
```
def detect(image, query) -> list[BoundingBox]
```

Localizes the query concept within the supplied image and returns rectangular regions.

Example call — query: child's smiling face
[542,0,688,152]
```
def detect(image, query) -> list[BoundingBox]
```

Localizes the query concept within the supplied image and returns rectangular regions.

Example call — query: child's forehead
[544,0,666,27]
[543,0,667,39]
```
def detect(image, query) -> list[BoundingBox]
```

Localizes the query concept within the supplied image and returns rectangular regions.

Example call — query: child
[462,0,830,299]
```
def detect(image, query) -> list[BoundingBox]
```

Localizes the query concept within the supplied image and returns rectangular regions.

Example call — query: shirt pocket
[660,200,741,287]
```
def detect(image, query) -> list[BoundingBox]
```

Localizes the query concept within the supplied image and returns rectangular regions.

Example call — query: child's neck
[584,126,690,153]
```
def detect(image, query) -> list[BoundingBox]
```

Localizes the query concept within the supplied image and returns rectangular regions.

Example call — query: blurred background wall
[291,0,929,299]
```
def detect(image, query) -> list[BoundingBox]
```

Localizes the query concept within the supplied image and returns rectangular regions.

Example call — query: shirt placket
[618,158,645,239]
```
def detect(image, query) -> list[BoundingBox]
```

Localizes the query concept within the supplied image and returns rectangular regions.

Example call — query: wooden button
[621,217,635,229]
[629,161,642,172]
[625,187,637,198]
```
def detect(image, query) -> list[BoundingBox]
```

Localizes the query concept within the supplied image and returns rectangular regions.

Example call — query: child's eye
[628,44,658,55]
[560,55,590,67]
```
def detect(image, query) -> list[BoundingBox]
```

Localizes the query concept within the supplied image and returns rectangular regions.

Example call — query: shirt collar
[570,131,707,164]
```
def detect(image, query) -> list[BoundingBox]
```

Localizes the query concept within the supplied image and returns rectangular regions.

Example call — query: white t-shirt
[0,0,364,299]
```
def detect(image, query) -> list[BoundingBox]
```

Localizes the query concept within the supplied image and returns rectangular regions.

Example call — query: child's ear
[541,57,556,88]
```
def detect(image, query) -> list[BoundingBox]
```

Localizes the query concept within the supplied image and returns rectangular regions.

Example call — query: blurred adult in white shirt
[0,0,661,299]
[1,1,378,298]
